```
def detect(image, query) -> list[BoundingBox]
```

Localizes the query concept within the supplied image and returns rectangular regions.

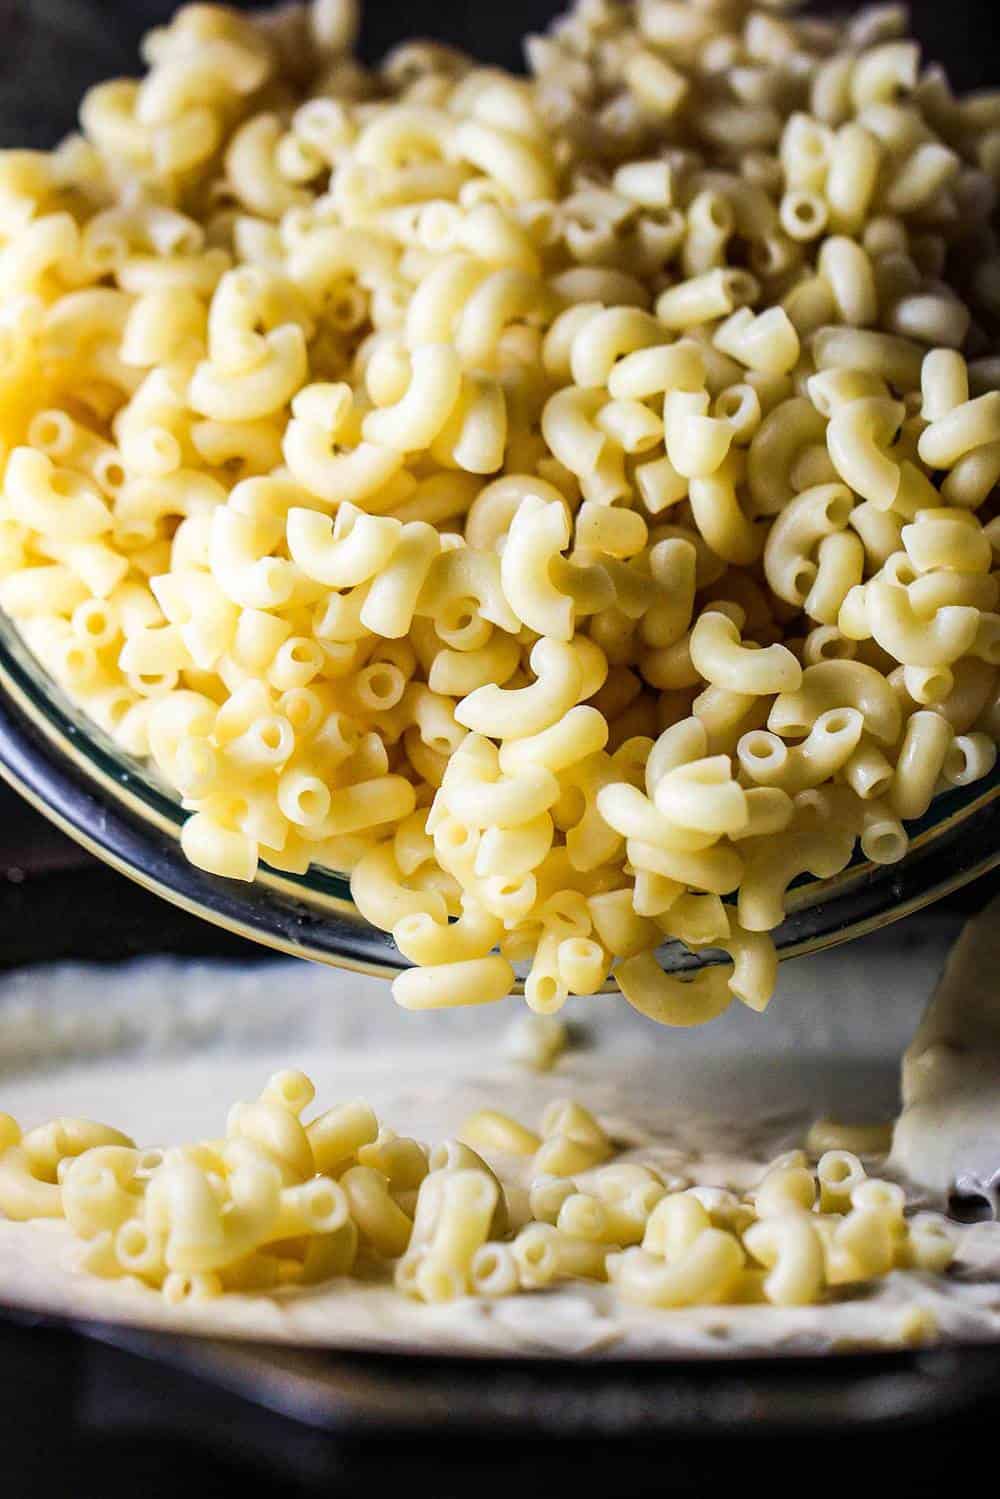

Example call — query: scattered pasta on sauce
[1,0,1000,1020]
[0,1071,955,1311]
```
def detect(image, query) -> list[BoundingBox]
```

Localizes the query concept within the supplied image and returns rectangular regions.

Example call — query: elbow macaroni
[0,1068,953,1315]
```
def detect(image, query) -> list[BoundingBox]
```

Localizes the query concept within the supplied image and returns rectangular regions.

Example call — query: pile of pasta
[0,1071,955,1310]
[2,0,1000,1022]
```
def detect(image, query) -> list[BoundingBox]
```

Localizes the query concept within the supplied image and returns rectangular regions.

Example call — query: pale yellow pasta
[652,756,747,836]
[768,659,902,745]
[687,460,760,567]
[862,578,979,668]
[655,268,758,331]
[513,1222,608,1286]
[713,306,800,377]
[826,397,903,510]
[748,396,828,516]
[1,0,999,1028]
[890,709,955,820]
[690,610,802,695]
[0,1057,963,1313]
[663,390,734,480]
[609,1232,743,1307]
[737,709,863,795]
[391,955,515,1011]
[412,1168,498,1300]
[918,392,1000,470]
[921,349,970,423]
[738,823,854,931]
[743,1215,825,1306]
[763,483,853,607]
[459,1110,541,1159]
[806,531,866,627]
[339,1164,413,1258]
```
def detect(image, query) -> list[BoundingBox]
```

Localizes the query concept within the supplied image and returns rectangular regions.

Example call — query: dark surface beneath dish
[6,1310,1000,1498]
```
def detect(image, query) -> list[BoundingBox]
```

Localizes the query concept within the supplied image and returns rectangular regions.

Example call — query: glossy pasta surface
[0,1070,954,1313]
[2,0,1000,1020]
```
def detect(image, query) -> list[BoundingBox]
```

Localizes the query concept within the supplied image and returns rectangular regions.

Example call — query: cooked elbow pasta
[2,0,1000,1025]
[0,1070,955,1315]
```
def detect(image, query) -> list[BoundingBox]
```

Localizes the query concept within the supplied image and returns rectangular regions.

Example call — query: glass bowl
[0,0,998,988]
[0,609,997,983]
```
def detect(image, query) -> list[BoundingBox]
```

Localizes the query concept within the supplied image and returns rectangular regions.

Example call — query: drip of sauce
[891,896,1000,1219]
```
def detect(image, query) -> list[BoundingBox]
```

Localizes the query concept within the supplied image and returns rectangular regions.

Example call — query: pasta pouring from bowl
[0,0,999,1024]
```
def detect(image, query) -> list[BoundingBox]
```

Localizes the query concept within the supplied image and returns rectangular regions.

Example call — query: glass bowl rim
[0,611,998,985]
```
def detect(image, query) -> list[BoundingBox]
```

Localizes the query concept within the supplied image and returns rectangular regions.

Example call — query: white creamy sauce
[0,917,998,1359]
[891,898,1000,1211]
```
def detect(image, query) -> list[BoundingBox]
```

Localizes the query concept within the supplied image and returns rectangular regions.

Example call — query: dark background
[2,0,1000,149]
[0,3,999,1495]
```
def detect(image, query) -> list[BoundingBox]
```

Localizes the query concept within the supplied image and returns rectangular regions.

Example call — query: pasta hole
[309,1186,336,1218]
[946,744,971,781]
[743,733,778,762]
[365,668,399,703]
[826,494,853,529]
[105,694,132,727]
[100,461,126,491]
[751,240,782,275]
[866,829,905,861]
[31,414,69,451]
[117,1222,150,1263]
[91,232,128,267]
[723,270,757,306]
[948,1188,996,1224]
[63,645,91,676]
[297,787,327,820]
[286,700,313,731]
[793,564,816,598]
[921,671,951,703]
[80,609,108,637]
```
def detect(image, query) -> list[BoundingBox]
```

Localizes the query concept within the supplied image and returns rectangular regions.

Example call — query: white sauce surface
[0,916,998,1359]
[891,898,1000,1207]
